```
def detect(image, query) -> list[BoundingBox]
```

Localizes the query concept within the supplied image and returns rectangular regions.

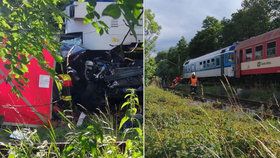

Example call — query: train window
[255,45,263,60]
[228,54,234,62]
[245,48,252,61]
[211,59,215,67]
[203,61,206,68]
[267,41,276,58]
[200,62,202,65]
[216,58,220,66]
[69,5,75,18]
[206,60,210,68]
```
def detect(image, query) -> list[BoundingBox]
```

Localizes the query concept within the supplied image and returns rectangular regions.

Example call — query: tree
[189,16,223,58]
[154,37,189,82]
[84,0,143,40]
[221,0,277,46]
[269,0,280,29]
[144,9,161,85]
[0,0,143,93]
[0,0,67,94]
[0,0,143,123]
[176,36,189,74]
[144,9,161,58]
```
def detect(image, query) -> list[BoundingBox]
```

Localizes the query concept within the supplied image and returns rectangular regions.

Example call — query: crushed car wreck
[53,43,143,113]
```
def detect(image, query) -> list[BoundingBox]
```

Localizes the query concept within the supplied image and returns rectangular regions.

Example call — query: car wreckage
[53,43,143,113]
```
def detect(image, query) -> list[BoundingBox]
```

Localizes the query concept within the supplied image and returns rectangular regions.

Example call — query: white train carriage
[183,45,236,79]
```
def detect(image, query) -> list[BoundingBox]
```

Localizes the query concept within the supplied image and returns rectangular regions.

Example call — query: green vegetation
[154,0,280,82]
[202,84,280,102]
[0,0,143,92]
[144,9,161,85]
[0,1,143,157]
[1,89,143,158]
[145,86,280,157]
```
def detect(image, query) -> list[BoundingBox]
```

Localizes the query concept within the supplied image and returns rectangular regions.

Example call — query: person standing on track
[189,72,198,94]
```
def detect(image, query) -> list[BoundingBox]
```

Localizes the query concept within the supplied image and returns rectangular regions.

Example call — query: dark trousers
[190,86,197,94]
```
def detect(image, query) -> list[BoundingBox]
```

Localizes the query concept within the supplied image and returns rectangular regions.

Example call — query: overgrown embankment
[145,86,280,158]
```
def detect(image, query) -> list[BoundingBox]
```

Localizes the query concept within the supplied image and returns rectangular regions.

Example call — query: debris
[9,128,30,140]
[76,112,86,127]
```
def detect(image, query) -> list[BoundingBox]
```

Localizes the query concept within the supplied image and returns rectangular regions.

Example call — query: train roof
[184,45,235,65]
[236,28,280,50]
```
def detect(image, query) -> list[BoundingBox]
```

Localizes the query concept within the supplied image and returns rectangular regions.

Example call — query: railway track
[204,92,280,116]
[165,87,280,118]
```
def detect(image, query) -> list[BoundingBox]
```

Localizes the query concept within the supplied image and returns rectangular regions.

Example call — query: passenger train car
[235,28,280,78]
[183,28,280,80]
[183,45,236,78]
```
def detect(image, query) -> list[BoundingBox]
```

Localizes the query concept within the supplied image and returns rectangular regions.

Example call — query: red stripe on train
[241,66,280,75]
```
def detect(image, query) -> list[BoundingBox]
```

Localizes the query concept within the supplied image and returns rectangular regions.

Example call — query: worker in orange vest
[189,72,198,94]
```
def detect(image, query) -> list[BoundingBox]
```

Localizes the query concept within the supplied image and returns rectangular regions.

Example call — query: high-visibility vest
[57,74,72,101]
[190,76,198,86]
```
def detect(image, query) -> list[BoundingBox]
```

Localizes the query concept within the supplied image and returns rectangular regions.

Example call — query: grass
[145,86,280,158]
[0,89,143,157]
[197,83,280,102]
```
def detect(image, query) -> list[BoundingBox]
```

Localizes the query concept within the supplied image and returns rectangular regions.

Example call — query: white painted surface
[224,67,235,77]
[241,56,280,70]
[185,68,221,78]
[65,1,143,50]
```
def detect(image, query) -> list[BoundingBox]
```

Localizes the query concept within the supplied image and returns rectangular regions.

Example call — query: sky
[146,0,243,53]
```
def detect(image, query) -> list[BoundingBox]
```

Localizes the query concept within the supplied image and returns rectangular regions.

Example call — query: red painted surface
[0,49,54,126]
[236,28,280,77]
[236,28,280,51]
[241,66,280,75]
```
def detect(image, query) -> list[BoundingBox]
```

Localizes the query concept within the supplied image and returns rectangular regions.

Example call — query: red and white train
[183,28,280,81]
[235,28,280,78]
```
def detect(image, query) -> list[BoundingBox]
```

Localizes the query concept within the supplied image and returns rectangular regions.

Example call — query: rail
[164,87,280,118]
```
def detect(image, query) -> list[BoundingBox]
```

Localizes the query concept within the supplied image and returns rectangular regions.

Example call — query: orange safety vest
[57,74,72,101]
[190,76,198,86]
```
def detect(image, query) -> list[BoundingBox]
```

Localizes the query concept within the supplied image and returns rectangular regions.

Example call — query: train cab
[183,44,236,79]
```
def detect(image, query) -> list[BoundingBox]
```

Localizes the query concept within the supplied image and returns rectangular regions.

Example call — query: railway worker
[170,76,182,88]
[189,72,198,94]
[57,74,73,102]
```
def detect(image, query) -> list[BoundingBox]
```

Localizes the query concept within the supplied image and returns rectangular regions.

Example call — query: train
[183,28,280,82]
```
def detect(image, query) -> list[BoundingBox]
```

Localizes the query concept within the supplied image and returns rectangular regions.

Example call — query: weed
[145,86,280,157]
[1,89,143,158]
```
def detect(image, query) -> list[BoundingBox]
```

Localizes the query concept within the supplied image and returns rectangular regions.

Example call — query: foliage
[145,57,156,85]
[144,9,161,85]
[221,0,271,46]
[154,37,189,82]
[220,0,280,46]
[145,86,280,157]
[83,0,143,39]
[144,9,161,58]
[189,16,223,58]
[0,0,143,93]
[3,90,143,158]
[0,0,67,93]
[154,0,280,82]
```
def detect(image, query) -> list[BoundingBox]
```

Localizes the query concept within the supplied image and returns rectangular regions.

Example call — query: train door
[221,49,225,76]
[235,49,242,78]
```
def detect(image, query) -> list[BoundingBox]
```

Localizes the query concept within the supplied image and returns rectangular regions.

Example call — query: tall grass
[1,89,143,158]
[145,86,280,157]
